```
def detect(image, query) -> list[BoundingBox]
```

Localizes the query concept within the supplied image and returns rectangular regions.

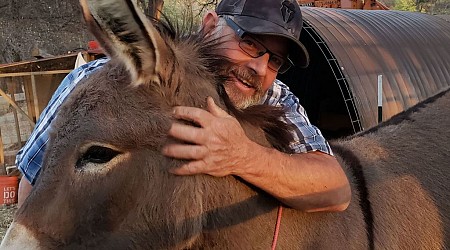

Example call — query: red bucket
[0,176,19,205]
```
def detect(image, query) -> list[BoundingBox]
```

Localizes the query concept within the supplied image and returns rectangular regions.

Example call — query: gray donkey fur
[1,0,448,249]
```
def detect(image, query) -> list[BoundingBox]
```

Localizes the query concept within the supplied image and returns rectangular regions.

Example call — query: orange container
[0,176,19,205]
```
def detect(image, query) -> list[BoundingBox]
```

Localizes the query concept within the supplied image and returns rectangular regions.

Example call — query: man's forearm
[18,177,33,208]
[236,141,351,212]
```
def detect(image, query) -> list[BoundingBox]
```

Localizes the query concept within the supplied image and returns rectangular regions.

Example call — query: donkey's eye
[76,146,121,169]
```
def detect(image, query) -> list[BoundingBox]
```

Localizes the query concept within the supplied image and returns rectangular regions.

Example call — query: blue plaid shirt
[16,59,332,185]
[261,80,332,155]
[16,58,109,185]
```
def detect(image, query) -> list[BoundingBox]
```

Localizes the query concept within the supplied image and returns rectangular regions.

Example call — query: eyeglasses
[223,16,294,74]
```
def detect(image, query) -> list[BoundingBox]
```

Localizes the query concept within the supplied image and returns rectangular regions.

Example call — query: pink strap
[271,205,283,250]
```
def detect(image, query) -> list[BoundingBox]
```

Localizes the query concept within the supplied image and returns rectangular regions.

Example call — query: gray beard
[224,83,265,109]
[221,65,266,109]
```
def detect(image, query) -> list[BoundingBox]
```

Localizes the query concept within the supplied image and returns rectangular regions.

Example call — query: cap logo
[280,0,296,24]
[227,0,241,8]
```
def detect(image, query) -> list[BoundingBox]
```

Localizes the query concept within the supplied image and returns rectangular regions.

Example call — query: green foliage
[162,0,200,29]
[139,0,449,22]
[393,0,417,11]
[391,0,449,13]
[136,0,220,30]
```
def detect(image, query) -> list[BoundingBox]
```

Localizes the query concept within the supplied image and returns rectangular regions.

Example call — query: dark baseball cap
[216,0,309,68]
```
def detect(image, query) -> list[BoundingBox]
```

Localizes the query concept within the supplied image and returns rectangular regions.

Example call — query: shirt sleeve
[261,80,333,155]
[15,58,109,185]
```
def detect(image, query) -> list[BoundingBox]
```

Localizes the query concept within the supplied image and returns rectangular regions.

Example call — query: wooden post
[0,117,4,175]
[31,75,41,120]
[7,78,22,147]
[147,0,164,19]
[377,75,383,123]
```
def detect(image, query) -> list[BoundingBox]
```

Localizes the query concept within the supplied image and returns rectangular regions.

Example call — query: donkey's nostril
[76,145,121,169]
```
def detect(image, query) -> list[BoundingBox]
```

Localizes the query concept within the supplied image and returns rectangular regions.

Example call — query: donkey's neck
[194,174,279,248]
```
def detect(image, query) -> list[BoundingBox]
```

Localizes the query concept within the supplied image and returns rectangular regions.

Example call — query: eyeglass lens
[223,16,293,74]
[239,36,287,73]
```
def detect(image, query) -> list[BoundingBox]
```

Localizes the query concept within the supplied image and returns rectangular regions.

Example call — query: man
[17,0,351,212]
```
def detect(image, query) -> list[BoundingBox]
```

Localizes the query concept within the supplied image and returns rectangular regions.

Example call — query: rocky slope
[0,204,16,241]
[0,0,92,64]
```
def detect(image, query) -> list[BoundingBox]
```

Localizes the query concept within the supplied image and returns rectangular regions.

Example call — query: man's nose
[247,53,270,76]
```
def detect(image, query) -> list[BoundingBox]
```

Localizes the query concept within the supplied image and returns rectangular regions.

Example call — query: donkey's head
[1,0,291,249]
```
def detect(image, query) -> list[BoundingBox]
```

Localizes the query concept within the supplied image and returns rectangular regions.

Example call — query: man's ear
[202,11,220,36]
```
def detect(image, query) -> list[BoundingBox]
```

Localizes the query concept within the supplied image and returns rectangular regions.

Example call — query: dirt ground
[0,204,17,241]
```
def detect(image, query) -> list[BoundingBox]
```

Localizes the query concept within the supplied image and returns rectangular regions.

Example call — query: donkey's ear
[80,0,169,86]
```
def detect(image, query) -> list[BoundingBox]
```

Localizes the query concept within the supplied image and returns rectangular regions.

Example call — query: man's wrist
[234,141,277,179]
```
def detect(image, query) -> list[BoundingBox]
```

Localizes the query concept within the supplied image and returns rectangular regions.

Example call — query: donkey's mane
[151,17,294,153]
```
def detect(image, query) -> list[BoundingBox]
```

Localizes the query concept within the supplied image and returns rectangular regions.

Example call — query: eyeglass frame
[221,16,294,74]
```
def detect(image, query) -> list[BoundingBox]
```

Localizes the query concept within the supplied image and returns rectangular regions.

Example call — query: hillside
[0,0,91,64]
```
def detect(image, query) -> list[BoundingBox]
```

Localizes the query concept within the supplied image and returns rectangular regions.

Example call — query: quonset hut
[280,8,450,138]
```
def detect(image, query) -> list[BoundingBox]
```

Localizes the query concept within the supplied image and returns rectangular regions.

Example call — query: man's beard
[221,65,266,109]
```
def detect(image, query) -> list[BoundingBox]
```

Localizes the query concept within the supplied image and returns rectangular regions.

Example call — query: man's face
[212,22,290,109]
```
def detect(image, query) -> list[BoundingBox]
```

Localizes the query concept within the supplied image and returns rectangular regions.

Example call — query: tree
[136,0,220,25]
[134,0,220,30]
[137,0,165,19]
[434,0,450,14]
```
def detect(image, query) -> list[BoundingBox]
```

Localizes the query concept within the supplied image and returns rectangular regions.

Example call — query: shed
[0,52,101,169]
[0,54,81,123]
[280,8,450,138]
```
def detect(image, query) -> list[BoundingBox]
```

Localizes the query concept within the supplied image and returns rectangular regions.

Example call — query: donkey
[1,0,449,249]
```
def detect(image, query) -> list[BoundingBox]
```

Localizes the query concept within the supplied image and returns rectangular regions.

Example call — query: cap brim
[233,15,310,68]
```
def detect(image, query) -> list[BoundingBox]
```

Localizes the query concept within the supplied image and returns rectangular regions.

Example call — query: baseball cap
[216,0,310,68]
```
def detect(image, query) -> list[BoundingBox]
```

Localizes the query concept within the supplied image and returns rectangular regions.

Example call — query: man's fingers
[172,98,230,126]
[172,106,213,127]
[169,161,206,175]
[207,97,230,117]
[168,123,207,144]
[162,143,208,160]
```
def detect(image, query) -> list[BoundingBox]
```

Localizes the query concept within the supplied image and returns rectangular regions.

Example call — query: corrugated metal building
[280,8,450,138]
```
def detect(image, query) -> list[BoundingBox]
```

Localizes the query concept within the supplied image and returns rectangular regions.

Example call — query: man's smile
[228,71,258,97]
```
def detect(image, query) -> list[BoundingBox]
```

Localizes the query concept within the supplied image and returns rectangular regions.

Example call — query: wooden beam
[0,88,35,126]
[0,70,72,78]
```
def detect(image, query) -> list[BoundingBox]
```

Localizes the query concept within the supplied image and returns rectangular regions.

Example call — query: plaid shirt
[16,58,109,184]
[261,80,332,155]
[16,59,332,185]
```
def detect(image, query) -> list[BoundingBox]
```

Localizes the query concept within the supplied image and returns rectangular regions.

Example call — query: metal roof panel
[302,8,450,129]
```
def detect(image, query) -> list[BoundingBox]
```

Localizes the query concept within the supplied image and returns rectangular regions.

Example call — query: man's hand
[162,98,351,212]
[162,97,253,177]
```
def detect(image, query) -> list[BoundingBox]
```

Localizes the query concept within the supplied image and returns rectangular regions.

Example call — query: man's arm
[231,145,350,212]
[162,97,351,212]
[18,178,33,207]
